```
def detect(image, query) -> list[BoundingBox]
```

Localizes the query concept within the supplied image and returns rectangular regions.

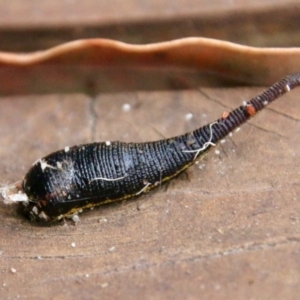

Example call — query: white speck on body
[56,162,63,170]
[64,146,70,152]
[39,159,57,171]
[32,206,38,215]
[285,84,291,92]
[38,211,48,221]
[263,100,268,106]
[105,141,111,146]
[40,159,49,171]
[32,158,41,166]
[242,101,247,106]
[135,182,151,195]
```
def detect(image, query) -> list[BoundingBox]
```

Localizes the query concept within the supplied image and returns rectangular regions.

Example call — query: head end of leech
[0,181,52,222]
[0,182,45,223]
[0,182,28,205]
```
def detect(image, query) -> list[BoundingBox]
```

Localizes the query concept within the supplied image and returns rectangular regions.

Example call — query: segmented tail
[192,73,300,154]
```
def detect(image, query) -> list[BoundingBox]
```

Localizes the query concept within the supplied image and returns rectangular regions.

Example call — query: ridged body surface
[22,73,300,221]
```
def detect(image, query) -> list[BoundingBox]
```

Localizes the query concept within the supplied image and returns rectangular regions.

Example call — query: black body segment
[22,73,300,221]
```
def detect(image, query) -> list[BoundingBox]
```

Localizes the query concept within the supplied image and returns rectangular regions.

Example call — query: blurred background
[1,0,300,95]
[1,0,300,52]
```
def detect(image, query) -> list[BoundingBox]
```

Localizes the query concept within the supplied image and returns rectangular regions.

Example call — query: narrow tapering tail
[192,73,300,157]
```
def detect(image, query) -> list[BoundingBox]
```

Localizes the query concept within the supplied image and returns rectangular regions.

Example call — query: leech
[1,73,300,222]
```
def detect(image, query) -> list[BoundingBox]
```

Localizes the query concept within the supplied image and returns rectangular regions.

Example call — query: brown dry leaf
[0,37,300,95]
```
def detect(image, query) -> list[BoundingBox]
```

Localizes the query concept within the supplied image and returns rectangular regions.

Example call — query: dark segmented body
[22,73,300,221]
